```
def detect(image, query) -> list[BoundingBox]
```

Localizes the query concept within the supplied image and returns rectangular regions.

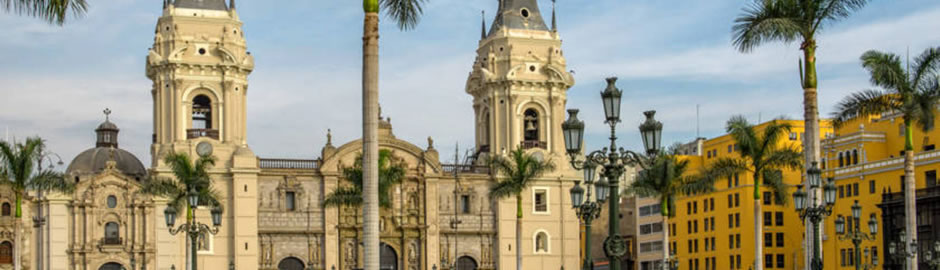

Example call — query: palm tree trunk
[801,42,822,270]
[662,198,670,270]
[754,172,763,270]
[361,0,381,269]
[903,120,918,270]
[516,193,523,270]
[14,192,21,270]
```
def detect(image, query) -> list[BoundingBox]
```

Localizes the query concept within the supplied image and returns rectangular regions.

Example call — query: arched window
[104,222,120,245]
[534,231,549,253]
[482,110,491,148]
[523,109,539,142]
[0,241,11,264]
[1,203,10,216]
[192,95,212,129]
[838,153,844,167]
[852,150,859,165]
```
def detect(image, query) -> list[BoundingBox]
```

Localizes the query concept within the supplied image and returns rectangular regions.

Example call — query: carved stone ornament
[603,235,628,259]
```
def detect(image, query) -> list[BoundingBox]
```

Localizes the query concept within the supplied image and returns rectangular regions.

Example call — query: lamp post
[888,231,917,270]
[34,147,63,270]
[834,200,878,270]
[164,188,222,270]
[858,247,879,270]
[924,240,940,269]
[792,162,836,270]
[568,161,605,270]
[563,77,663,270]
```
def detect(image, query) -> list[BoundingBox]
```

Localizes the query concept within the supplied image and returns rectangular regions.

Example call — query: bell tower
[145,1,259,269]
[146,0,253,152]
[466,0,574,158]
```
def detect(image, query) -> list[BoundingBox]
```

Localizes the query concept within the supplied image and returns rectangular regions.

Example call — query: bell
[526,121,537,131]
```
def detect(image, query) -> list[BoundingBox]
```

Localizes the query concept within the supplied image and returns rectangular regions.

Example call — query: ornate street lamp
[792,162,834,270]
[569,161,602,270]
[166,189,222,270]
[888,231,918,270]
[563,77,662,270]
[835,200,878,270]
[924,241,940,269]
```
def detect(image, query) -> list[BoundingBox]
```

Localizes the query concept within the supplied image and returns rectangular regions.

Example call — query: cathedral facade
[5,0,582,269]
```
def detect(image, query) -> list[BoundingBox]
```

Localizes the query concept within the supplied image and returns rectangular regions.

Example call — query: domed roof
[97,120,118,131]
[66,109,147,180]
[65,147,147,180]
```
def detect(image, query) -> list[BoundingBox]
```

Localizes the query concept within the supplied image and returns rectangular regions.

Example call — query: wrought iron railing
[259,158,319,169]
[442,164,490,174]
[521,140,547,150]
[186,129,219,140]
[101,237,122,246]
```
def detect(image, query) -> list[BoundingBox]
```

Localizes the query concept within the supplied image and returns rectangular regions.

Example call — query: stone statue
[427,136,434,149]
[345,239,357,270]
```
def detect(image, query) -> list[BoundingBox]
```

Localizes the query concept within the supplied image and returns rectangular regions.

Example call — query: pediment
[320,137,441,175]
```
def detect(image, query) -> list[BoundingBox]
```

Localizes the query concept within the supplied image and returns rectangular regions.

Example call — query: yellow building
[670,119,834,270]
[820,111,940,270]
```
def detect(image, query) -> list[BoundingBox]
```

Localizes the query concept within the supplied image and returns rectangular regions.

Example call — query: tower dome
[65,109,147,180]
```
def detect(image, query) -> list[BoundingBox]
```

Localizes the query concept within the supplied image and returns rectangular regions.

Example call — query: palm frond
[707,157,751,179]
[0,0,88,25]
[323,186,364,207]
[861,50,910,92]
[762,170,790,205]
[763,145,803,172]
[731,0,803,53]
[726,115,759,157]
[140,177,184,198]
[831,89,899,128]
[758,118,793,156]
[814,0,869,31]
[380,0,426,31]
[911,47,940,93]
[29,170,72,194]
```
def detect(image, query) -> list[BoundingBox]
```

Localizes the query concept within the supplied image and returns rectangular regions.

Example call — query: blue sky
[1,0,939,166]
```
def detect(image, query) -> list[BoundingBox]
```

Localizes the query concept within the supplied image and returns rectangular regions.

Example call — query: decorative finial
[481,10,487,39]
[103,108,112,121]
[163,0,167,9]
[230,0,235,9]
[326,129,332,145]
[427,137,435,150]
[378,104,383,121]
[551,0,557,32]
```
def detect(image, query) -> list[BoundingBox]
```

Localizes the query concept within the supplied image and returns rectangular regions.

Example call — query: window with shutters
[533,188,548,213]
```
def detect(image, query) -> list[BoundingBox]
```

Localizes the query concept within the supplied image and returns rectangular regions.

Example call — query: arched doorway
[456,256,478,270]
[278,257,305,270]
[0,241,12,264]
[380,243,397,270]
[98,262,123,270]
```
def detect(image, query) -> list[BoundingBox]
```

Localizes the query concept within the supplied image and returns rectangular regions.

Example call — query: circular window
[529,66,536,72]
[520,8,530,18]
[107,195,117,208]
[198,48,207,55]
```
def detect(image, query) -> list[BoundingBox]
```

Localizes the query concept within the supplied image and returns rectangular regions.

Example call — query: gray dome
[66,147,147,180]
[97,120,118,131]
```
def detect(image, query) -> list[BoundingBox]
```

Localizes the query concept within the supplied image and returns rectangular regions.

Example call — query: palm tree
[707,116,803,270]
[487,147,556,270]
[360,0,427,268]
[323,149,406,208]
[732,2,868,265]
[831,47,940,268]
[0,0,87,25]
[629,154,716,267]
[141,151,221,226]
[0,137,73,270]
[140,151,220,270]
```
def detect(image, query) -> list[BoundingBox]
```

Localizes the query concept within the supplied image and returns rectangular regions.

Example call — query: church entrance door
[380,243,397,270]
[278,257,305,270]
[98,262,123,270]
